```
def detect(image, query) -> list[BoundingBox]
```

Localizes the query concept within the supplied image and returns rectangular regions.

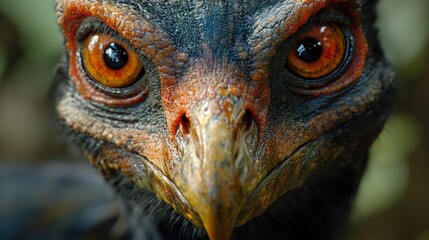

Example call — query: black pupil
[103,43,128,70]
[296,38,323,63]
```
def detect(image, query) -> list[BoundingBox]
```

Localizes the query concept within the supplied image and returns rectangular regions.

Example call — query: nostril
[242,110,254,132]
[174,114,193,154]
[180,114,191,135]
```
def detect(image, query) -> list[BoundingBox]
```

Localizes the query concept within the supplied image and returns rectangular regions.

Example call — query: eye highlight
[286,24,347,80]
[82,33,144,88]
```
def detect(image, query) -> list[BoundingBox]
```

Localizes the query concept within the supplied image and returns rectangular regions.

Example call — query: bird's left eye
[82,33,144,88]
[286,24,348,80]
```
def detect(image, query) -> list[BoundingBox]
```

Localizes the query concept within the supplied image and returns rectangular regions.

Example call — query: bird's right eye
[82,33,145,88]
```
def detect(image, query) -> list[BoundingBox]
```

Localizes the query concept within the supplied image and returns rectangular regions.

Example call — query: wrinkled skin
[53,0,395,239]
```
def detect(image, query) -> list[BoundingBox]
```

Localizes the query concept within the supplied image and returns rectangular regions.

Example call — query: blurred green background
[0,0,428,239]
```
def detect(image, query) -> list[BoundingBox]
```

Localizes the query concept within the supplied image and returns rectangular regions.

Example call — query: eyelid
[76,18,142,56]
[76,18,108,41]
[292,8,351,40]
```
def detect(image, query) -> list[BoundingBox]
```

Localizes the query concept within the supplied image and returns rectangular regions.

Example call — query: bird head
[54,0,394,239]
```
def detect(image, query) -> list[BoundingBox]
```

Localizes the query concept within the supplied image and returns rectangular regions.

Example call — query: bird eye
[82,33,144,88]
[286,24,347,80]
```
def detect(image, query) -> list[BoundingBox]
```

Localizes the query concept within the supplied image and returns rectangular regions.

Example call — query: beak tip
[196,201,240,240]
[203,219,235,240]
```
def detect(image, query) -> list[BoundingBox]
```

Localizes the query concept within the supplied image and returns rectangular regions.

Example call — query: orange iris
[82,33,144,88]
[286,24,346,79]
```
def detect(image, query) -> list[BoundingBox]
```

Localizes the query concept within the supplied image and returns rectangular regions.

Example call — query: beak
[175,98,256,240]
